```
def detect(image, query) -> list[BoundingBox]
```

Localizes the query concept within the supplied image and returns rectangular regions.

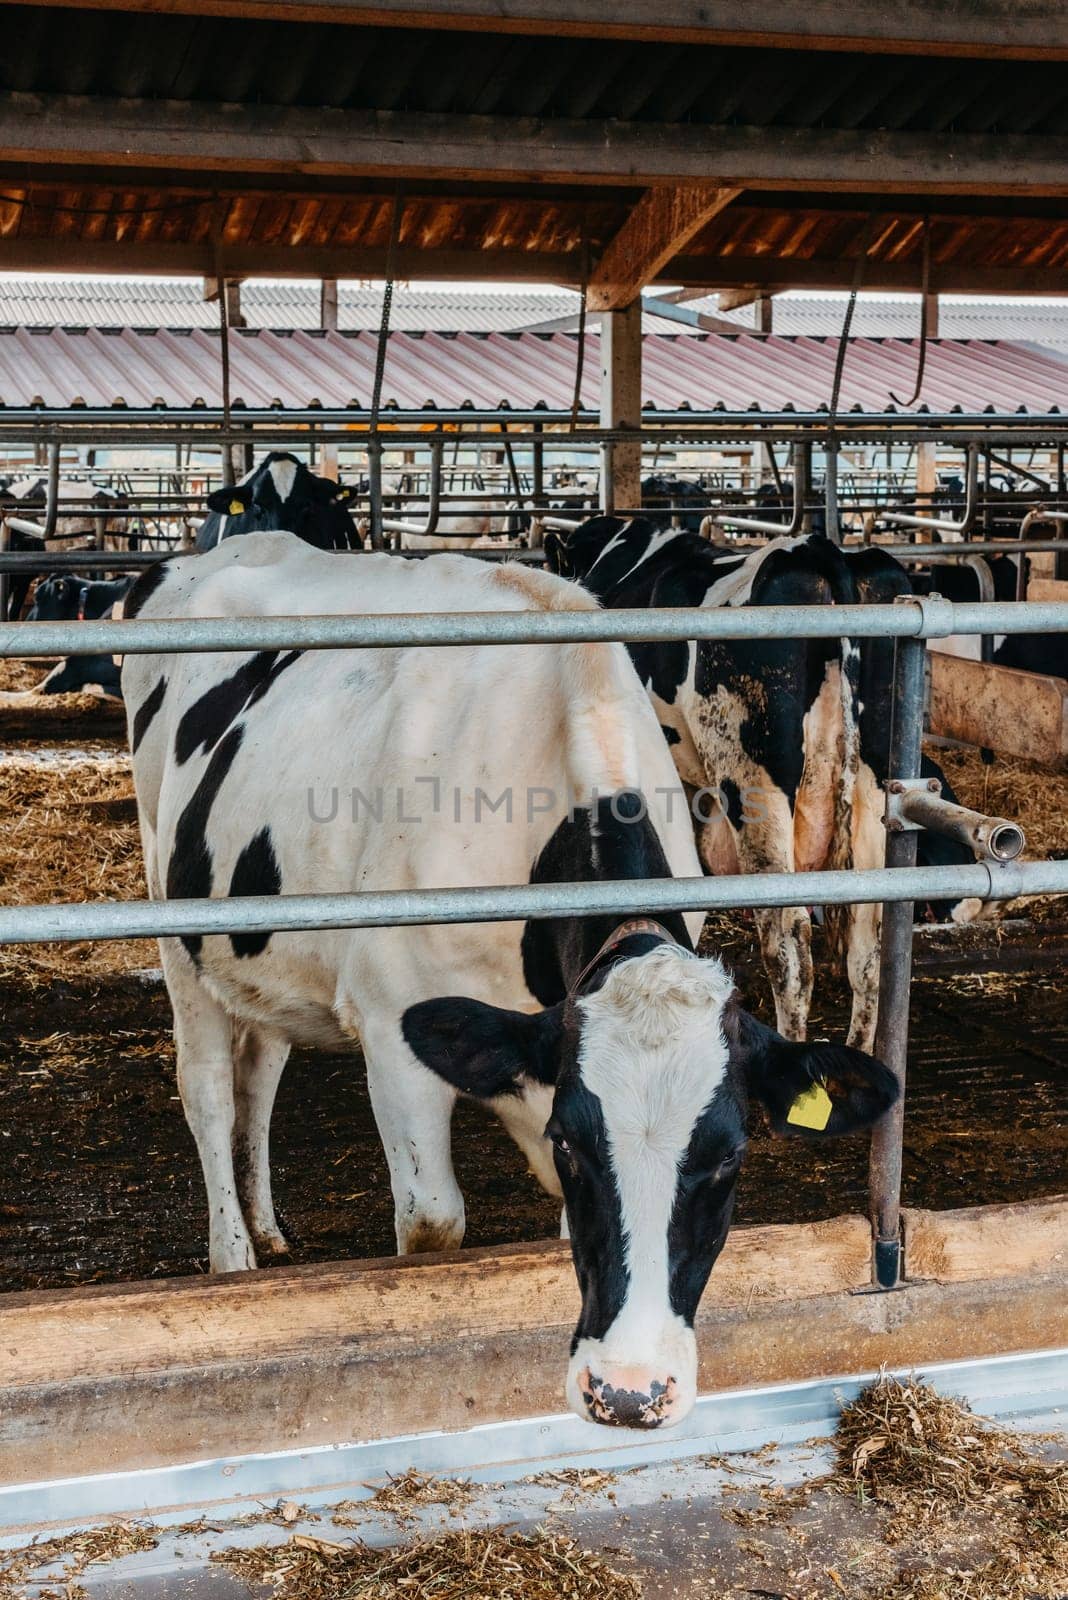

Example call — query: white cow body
[125,532,702,1269]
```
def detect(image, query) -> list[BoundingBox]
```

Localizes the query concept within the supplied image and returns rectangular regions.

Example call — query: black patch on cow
[131,675,167,753]
[402,995,564,1098]
[521,791,692,1006]
[175,651,302,764]
[549,1072,630,1346]
[660,724,680,746]
[719,777,744,831]
[228,826,282,957]
[166,726,244,960]
[666,1089,745,1323]
[123,560,169,619]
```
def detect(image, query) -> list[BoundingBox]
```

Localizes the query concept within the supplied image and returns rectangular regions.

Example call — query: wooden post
[600,300,642,514]
[914,292,939,540]
[756,294,774,333]
[320,279,340,480]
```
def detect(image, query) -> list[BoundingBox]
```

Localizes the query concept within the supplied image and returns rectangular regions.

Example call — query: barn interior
[0,2,1066,1589]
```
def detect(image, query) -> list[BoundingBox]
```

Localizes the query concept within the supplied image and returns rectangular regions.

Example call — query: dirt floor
[0,724,1065,1291]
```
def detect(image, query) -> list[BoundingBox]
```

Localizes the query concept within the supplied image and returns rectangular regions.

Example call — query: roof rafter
[1,0,1066,60]
[587,184,740,311]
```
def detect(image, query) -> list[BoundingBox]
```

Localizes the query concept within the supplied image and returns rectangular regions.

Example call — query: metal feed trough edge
[3,1347,1066,1538]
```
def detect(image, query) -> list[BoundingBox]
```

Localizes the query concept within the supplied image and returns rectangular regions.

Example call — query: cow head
[206,453,361,550]
[403,937,897,1430]
[543,515,630,583]
[26,574,86,621]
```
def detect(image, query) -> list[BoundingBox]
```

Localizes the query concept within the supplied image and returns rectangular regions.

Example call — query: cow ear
[333,484,353,503]
[543,531,568,574]
[732,1010,898,1138]
[208,484,252,515]
[402,996,564,1099]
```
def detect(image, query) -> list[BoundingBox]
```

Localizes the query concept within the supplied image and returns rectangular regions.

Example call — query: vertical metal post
[0,512,9,622]
[367,438,386,552]
[869,616,926,1290]
[825,434,841,543]
[798,441,813,533]
[43,440,60,540]
[529,420,545,548]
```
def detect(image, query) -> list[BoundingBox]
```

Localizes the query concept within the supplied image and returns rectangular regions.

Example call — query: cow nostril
[582,1372,677,1429]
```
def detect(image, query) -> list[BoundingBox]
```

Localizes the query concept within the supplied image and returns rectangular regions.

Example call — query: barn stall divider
[0,588,1065,1529]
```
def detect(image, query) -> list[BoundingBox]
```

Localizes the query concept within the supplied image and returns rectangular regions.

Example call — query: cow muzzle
[566,1331,697,1429]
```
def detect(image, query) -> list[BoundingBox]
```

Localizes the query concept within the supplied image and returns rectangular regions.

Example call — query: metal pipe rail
[2,599,1065,658]
[882,444,979,537]
[0,859,1062,947]
[7,539,1068,578]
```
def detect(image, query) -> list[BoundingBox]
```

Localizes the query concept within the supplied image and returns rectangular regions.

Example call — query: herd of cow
[10,450,1049,1430]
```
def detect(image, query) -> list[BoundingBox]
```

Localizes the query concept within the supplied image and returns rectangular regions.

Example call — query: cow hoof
[253,1229,292,1259]
[399,1217,465,1255]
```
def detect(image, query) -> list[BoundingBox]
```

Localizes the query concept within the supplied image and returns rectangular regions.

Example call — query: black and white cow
[26,573,134,697]
[546,516,876,1046]
[196,453,362,552]
[124,532,895,1429]
[909,553,1067,681]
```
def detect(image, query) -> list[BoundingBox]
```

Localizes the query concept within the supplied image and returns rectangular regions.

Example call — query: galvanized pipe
[1,598,1065,659]
[0,859,1060,948]
[4,538,1068,576]
[711,443,808,537]
[883,442,979,537]
[869,627,928,1291]
[43,441,60,541]
[894,788,1025,863]
[380,437,445,541]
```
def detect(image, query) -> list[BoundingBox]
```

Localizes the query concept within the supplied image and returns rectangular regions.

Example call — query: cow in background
[196,453,362,552]
[25,573,134,697]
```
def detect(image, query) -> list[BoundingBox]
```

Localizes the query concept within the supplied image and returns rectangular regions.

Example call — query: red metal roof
[0,327,1065,415]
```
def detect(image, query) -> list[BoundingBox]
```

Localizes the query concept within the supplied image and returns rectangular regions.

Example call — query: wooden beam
[673,255,1068,294]
[928,652,1068,769]
[0,0,1066,61]
[7,93,1068,196]
[0,237,574,282]
[717,288,763,312]
[600,301,643,512]
[588,184,740,311]
[904,1198,1068,1284]
[1,1203,1064,1486]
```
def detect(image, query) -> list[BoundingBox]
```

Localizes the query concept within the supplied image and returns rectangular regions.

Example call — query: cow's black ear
[333,483,353,503]
[207,484,252,515]
[402,997,564,1099]
[542,531,570,575]
[732,1009,898,1138]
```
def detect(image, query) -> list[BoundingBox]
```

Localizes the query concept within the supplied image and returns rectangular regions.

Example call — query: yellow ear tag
[787,1080,833,1131]
[228,499,244,515]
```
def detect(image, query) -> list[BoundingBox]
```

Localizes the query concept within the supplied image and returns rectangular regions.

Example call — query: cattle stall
[3,0,1068,1585]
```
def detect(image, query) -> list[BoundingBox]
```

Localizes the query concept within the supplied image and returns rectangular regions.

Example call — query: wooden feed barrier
[0,1196,1064,1488]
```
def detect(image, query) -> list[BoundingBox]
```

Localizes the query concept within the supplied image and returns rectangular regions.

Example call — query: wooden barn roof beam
[7,95,1068,196]
[4,235,1068,297]
[587,185,741,312]
[1,0,1066,60]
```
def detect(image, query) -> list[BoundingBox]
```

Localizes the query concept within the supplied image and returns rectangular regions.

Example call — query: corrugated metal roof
[1,327,1066,416]
[711,295,1068,352]
[0,281,579,332]
[7,281,1068,350]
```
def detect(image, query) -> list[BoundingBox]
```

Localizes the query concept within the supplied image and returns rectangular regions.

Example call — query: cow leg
[160,939,256,1272]
[35,659,83,695]
[734,790,813,1042]
[842,763,886,1053]
[232,1024,291,1257]
[361,1018,466,1255]
[492,1081,562,1200]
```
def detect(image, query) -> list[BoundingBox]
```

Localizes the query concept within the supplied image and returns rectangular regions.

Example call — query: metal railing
[1,575,1066,1294]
